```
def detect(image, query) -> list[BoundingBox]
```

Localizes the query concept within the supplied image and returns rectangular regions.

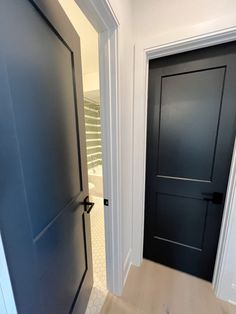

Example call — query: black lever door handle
[202,192,223,204]
[83,196,95,214]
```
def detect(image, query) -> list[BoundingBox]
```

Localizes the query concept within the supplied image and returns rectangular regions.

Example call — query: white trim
[75,0,122,295]
[99,29,123,294]
[132,26,236,299]
[0,233,17,314]
[213,138,236,302]
[75,0,119,32]
[0,286,7,314]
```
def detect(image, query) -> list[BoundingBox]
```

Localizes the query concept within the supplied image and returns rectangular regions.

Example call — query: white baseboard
[229,299,236,306]
[123,249,132,287]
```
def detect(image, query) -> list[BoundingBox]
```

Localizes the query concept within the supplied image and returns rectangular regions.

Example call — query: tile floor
[85,196,107,314]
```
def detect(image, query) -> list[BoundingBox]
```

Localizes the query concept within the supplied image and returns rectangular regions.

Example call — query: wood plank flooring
[101,259,236,314]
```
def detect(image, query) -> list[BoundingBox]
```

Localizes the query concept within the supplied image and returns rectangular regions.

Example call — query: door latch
[202,192,223,204]
[104,199,109,206]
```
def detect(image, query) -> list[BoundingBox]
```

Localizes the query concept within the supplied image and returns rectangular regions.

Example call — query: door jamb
[213,138,236,301]
[132,26,236,298]
[75,0,123,295]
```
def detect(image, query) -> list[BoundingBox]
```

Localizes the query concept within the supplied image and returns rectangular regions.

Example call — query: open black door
[0,0,93,313]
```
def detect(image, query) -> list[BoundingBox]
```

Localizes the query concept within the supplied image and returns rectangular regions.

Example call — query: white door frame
[132,26,236,299]
[213,138,236,302]
[0,233,17,314]
[75,0,123,295]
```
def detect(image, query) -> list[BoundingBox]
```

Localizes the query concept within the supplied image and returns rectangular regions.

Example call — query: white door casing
[214,138,236,303]
[132,26,236,302]
[73,0,123,295]
[0,233,17,314]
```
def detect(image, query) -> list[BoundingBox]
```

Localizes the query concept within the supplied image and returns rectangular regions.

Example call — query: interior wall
[58,0,99,92]
[132,0,236,43]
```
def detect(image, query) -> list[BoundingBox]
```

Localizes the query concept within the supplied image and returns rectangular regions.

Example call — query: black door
[0,1,93,313]
[144,42,236,281]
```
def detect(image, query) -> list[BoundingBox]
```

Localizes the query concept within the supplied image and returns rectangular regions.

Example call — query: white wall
[58,0,99,92]
[133,0,236,43]
[107,0,134,284]
[83,72,99,94]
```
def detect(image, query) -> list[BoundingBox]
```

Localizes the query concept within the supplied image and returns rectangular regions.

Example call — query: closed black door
[0,1,93,313]
[144,42,236,281]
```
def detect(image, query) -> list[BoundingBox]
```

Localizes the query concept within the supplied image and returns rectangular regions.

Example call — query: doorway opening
[58,1,108,312]
[84,91,108,312]
[83,53,108,313]
[81,17,108,313]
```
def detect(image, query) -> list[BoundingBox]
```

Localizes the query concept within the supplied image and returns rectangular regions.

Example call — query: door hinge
[104,199,109,206]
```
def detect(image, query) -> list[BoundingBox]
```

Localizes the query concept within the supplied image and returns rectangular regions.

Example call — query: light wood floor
[101,259,236,314]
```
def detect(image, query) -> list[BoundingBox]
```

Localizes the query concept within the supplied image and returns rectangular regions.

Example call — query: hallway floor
[101,259,236,314]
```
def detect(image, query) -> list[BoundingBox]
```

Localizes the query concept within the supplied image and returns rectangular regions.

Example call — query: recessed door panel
[5,5,82,237]
[158,68,225,181]
[36,206,87,313]
[155,193,207,250]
